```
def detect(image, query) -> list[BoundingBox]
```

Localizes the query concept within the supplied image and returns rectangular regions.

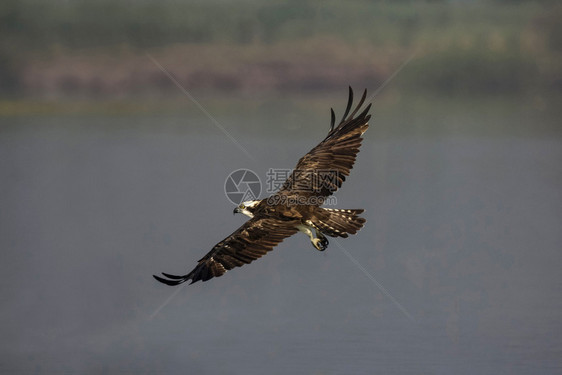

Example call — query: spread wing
[153,217,299,285]
[278,87,371,199]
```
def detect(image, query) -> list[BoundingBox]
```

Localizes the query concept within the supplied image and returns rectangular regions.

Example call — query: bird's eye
[240,204,245,209]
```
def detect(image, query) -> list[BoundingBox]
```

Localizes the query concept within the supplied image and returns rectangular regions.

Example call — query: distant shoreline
[2,1,559,98]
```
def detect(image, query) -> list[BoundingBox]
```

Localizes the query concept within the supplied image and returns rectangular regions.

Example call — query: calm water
[1,94,561,374]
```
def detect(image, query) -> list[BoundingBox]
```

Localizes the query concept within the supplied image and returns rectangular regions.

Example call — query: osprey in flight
[154,87,371,285]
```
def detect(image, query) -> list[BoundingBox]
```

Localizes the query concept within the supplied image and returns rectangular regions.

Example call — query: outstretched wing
[279,87,371,199]
[153,217,299,285]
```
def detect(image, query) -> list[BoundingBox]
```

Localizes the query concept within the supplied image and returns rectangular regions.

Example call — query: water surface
[1,93,561,374]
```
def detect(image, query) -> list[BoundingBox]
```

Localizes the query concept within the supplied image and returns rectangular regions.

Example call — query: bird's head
[233,200,260,218]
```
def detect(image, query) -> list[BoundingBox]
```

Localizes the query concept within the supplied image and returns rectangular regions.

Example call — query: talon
[312,238,328,251]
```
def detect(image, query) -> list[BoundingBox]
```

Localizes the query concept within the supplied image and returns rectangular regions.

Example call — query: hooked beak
[233,207,240,215]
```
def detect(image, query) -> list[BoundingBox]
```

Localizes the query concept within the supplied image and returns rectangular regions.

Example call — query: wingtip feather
[340,87,354,125]
[153,272,191,286]
[153,274,180,286]
[161,272,185,279]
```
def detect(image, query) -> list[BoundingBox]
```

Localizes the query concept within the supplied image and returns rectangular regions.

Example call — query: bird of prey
[154,87,371,285]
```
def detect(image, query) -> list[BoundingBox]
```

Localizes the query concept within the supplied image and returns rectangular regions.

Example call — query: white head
[233,200,260,218]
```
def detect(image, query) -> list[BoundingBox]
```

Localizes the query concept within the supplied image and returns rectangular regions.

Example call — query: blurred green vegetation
[0,0,560,100]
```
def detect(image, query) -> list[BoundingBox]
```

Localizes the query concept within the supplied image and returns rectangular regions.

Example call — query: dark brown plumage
[278,88,370,199]
[154,87,371,285]
[154,218,299,285]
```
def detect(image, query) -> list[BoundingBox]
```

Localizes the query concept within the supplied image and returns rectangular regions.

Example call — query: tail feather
[313,208,366,238]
